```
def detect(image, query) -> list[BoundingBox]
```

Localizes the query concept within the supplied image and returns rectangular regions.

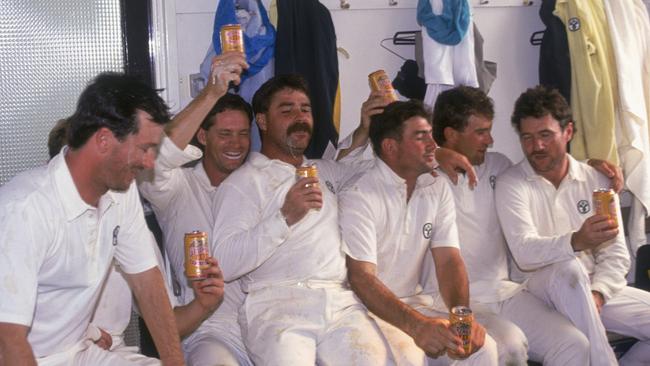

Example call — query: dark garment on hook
[275,0,339,158]
[539,0,571,103]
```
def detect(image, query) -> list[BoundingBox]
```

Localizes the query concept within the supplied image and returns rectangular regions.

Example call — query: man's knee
[495,330,528,366]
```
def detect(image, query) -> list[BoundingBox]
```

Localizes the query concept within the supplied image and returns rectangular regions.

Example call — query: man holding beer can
[211,74,395,365]
[340,100,498,365]
[496,86,650,365]
[431,85,615,365]
[138,52,255,365]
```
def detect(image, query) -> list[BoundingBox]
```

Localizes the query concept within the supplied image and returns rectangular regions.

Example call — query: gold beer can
[450,306,473,354]
[296,164,319,189]
[368,69,398,101]
[220,24,245,53]
[184,231,210,280]
[593,189,618,226]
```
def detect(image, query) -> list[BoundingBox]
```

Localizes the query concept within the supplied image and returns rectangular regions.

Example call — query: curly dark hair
[432,86,494,146]
[369,100,431,158]
[511,85,572,132]
[66,72,170,149]
[252,74,310,115]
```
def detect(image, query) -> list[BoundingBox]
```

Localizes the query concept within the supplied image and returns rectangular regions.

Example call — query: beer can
[220,24,245,53]
[450,306,473,354]
[592,188,618,226]
[296,164,319,189]
[368,69,398,101]
[184,231,210,281]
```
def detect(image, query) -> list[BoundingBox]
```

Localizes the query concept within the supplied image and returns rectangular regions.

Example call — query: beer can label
[368,69,398,101]
[184,231,210,280]
[592,189,617,225]
[450,306,473,354]
[220,24,245,53]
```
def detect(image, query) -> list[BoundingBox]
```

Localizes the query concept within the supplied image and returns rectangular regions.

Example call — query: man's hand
[190,257,225,314]
[94,328,113,350]
[587,159,623,193]
[434,147,478,189]
[411,315,463,359]
[592,291,605,314]
[207,52,248,97]
[447,320,486,359]
[571,214,619,251]
[280,177,322,226]
[360,91,392,130]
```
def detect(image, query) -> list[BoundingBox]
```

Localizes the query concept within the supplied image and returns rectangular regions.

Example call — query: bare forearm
[127,268,184,365]
[165,87,224,150]
[0,324,36,366]
[348,267,422,337]
[434,253,469,309]
[173,300,212,339]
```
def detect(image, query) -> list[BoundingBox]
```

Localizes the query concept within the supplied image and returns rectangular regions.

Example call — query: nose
[532,136,545,151]
[487,132,494,145]
[142,149,156,170]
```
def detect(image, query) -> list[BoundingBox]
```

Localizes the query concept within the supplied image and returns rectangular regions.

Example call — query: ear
[197,128,208,146]
[95,127,113,154]
[443,126,458,146]
[564,121,574,142]
[381,138,398,158]
[256,113,267,134]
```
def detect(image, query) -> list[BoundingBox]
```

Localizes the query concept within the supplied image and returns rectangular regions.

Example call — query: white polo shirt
[495,155,630,301]
[138,136,245,333]
[212,152,364,291]
[339,158,459,311]
[0,151,158,357]
[441,152,523,304]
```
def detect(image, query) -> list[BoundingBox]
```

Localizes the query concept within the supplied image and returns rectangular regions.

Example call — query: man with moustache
[340,100,499,366]
[210,74,393,365]
[0,73,184,365]
[496,85,650,365]
[137,52,255,365]
[431,86,605,365]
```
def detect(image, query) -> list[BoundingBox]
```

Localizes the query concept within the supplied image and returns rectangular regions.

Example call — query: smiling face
[103,110,164,191]
[198,108,251,176]
[519,113,573,176]
[446,114,494,166]
[257,88,313,157]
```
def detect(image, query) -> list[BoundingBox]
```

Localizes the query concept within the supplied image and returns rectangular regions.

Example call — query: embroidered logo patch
[423,223,433,239]
[489,175,496,190]
[112,225,120,246]
[325,181,335,194]
[568,17,581,32]
[577,200,590,214]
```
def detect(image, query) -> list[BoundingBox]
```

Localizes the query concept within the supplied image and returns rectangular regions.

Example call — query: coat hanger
[380,30,419,61]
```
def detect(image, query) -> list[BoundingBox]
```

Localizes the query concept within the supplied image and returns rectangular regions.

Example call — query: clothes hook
[340,0,350,9]
[389,0,398,6]
[479,0,489,5]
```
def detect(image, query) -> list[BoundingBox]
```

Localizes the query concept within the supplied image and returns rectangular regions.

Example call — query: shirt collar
[52,148,116,221]
[193,159,217,192]
[374,157,436,190]
[248,151,307,174]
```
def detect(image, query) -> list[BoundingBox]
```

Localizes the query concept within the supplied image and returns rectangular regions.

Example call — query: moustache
[287,122,313,136]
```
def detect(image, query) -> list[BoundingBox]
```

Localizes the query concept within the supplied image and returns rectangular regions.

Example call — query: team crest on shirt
[577,200,590,214]
[112,225,120,246]
[423,223,433,239]
[568,17,581,32]
[489,175,496,189]
[325,180,335,194]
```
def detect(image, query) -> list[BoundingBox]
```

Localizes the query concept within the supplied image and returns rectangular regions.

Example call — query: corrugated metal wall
[0,0,124,185]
